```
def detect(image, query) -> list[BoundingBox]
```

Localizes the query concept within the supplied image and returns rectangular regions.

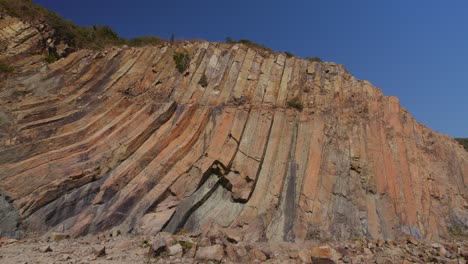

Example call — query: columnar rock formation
[0,14,467,242]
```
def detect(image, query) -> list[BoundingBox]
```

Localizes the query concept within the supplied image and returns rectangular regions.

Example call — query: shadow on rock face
[0,190,23,238]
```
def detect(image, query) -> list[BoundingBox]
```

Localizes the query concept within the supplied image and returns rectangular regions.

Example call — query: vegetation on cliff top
[127,36,165,47]
[0,0,164,50]
[455,138,468,151]
[226,37,323,62]
[1,0,322,62]
[306,56,323,62]
[226,37,272,53]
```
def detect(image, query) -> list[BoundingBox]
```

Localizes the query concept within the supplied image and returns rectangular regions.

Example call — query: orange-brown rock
[0,11,467,244]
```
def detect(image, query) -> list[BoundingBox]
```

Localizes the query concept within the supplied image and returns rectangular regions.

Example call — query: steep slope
[0,12,467,243]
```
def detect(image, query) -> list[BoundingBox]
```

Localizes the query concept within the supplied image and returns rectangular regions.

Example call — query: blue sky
[35,0,467,137]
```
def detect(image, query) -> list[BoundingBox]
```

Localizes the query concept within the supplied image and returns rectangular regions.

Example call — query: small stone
[114,240,134,250]
[363,247,373,255]
[93,246,106,258]
[225,244,238,261]
[51,232,70,241]
[438,246,447,257]
[186,244,197,258]
[149,232,173,257]
[342,255,351,263]
[168,244,183,256]
[196,245,224,261]
[111,229,121,237]
[376,239,385,247]
[251,248,267,261]
[288,250,299,259]
[461,247,468,258]
[310,246,342,262]
[431,243,442,248]
[406,236,419,246]
[199,237,211,247]
[236,246,248,257]
[223,229,242,243]
[298,249,312,263]
[40,245,52,253]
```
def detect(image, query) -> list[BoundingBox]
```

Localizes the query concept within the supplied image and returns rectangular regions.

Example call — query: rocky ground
[0,230,467,264]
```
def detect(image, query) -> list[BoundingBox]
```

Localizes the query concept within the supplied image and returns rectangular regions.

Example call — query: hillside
[0,3,467,263]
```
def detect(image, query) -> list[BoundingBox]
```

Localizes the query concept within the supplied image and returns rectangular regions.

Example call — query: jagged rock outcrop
[0,13,467,243]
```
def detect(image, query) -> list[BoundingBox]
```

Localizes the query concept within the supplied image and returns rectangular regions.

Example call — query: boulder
[149,233,172,257]
[224,243,239,261]
[39,245,52,253]
[196,245,224,261]
[310,246,342,262]
[168,244,182,256]
[223,228,242,244]
[250,248,267,261]
[298,249,312,263]
[93,246,106,258]
[111,229,121,237]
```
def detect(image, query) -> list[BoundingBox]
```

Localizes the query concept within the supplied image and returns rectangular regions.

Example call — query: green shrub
[199,73,208,87]
[287,97,303,110]
[306,56,322,62]
[0,62,14,73]
[45,51,59,64]
[225,37,272,53]
[284,51,295,58]
[127,36,165,47]
[173,50,190,73]
[455,138,468,151]
[238,39,272,52]
[179,241,193,250]
[225,37,236,44]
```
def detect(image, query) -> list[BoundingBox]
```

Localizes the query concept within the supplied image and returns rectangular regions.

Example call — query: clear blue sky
[35,0,467,137]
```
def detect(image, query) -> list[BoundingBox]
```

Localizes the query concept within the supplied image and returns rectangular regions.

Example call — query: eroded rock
[196,244,224,261]
[0,6,466,249]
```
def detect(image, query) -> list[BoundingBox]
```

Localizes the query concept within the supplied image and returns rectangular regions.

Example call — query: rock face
[0,13,467,243]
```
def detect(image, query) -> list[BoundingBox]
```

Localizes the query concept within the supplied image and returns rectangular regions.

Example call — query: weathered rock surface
[0,11,467,246]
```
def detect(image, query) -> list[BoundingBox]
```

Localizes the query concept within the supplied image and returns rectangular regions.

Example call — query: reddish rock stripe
[0,14,466,241]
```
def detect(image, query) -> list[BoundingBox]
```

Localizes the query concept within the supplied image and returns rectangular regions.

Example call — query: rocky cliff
[0,12,467,244]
